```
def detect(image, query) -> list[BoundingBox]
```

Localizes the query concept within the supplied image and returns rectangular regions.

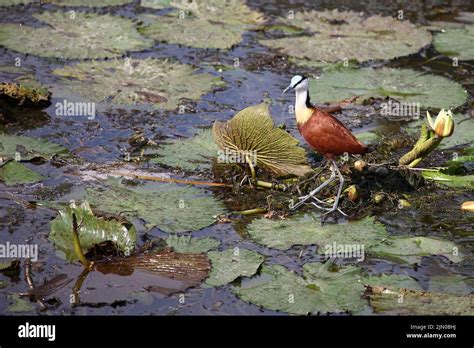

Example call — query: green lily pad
[7,294,33,313]
[139,0,263,49]
[247,214,462,264]
[0,12,153,59]
[50,0,133,6]
[86,179,226,233]
[421,171,474,189]
[166,235,219,253]
[309,68,467,109]
[260,10,431,63]
[52,58,223,110]
[139,13,247,50]
[428,274,472,295]
[439,114,474,148]
[0,161,45,186]
[364,273,422,291]
[206,249,264,287]
[371,236,462,264]
[367,286,474,315]
[0,133,67,161]
[49,201,137,262]
[149,128,218,171]
[433,24,474,61]
[233,263,367,314]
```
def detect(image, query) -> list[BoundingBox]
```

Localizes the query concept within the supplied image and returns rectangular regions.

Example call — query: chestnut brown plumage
[283,75,368,218]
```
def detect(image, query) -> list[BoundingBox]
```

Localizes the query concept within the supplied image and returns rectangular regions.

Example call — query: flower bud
[426,110,455,138]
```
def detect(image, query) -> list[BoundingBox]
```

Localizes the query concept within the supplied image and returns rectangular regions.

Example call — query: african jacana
[283,75,368,217]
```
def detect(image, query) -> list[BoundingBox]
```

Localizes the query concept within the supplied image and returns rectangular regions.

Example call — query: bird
[283,75,369,218]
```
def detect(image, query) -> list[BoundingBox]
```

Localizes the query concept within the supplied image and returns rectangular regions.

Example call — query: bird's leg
[291,165,336,210]
[321,159,348,220]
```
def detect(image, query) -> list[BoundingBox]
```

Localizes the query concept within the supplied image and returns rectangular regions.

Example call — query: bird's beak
[282,85,292,95]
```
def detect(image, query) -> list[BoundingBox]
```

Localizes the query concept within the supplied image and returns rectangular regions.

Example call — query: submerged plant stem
[115,172,232,188]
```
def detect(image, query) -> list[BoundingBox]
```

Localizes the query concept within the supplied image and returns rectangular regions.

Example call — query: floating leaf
[370,236,463,264]
[213,103,311,177]
[165,235,219,253]
[364,273,422,291]
[421,171,474,189]
[0,12,153,59]
[86,179,226,233]
[7,294,33,313]
[233,263,367,315]
[0,133,68,161]
[139,0,263,49]
[428,274,472,295]
[260,10,431,63]
[366,286,474,315]
[49,201,137,262]
[433,24,474,61]
[309,68,467,109]
[149,128,219,171]
[0,161,45,186]
[52,58,223,110]
[94,247,211,295]
[0,82,51,107]
[247,214,462,264]
[206,249,264,287]
[49,0,133,6]
[139,13,246,50]
[439,114,474,148]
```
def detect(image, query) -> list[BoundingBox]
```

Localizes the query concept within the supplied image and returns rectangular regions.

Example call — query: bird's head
[282,75,308,94]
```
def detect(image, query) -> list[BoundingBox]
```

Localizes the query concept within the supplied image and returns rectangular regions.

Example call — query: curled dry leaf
[212,103,312,177]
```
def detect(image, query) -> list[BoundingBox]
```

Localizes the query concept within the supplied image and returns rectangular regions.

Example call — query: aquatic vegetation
[213,103,312,177]
[260,10,432,63]
[49,201,137,261]
[0,133,67,161]
[86,178,226,233]
[0,82,51,107]
[0,12,154,59]
[49,0,133,6]
[165,235,220,253]
[308,67,467,109]
[149,128,219,171]
[139,0,263,49]
[52,58,223,110]
[206,249,264,287]
[433,24,474,60]
[0,161,44,186]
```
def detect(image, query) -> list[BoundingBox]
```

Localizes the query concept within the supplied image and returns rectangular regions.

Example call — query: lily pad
[0,133,67,161]
[260,10,431,63]
[139,13,247,50]
[0,12,153,59]
[166,235,219,253]
[247,214,462,264]
[367,286,474,315]
[0,161,45,186]
[364,273,422,291]
[50,0,133,6]
[213,103,312,177]
[139,0,263,49]
[7,294,33,313]
[433,24,474,61]
[234,263,367,315]
[428,274,472,295]
[49,201,137,262]
[149,128,219,171]
[421,171,474,189]
[309,68,467,109]
[52,58,223,110]
[0,0,34,5]
[439,114,474,148]
[206,249,264,287]
[86,179,226,233]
